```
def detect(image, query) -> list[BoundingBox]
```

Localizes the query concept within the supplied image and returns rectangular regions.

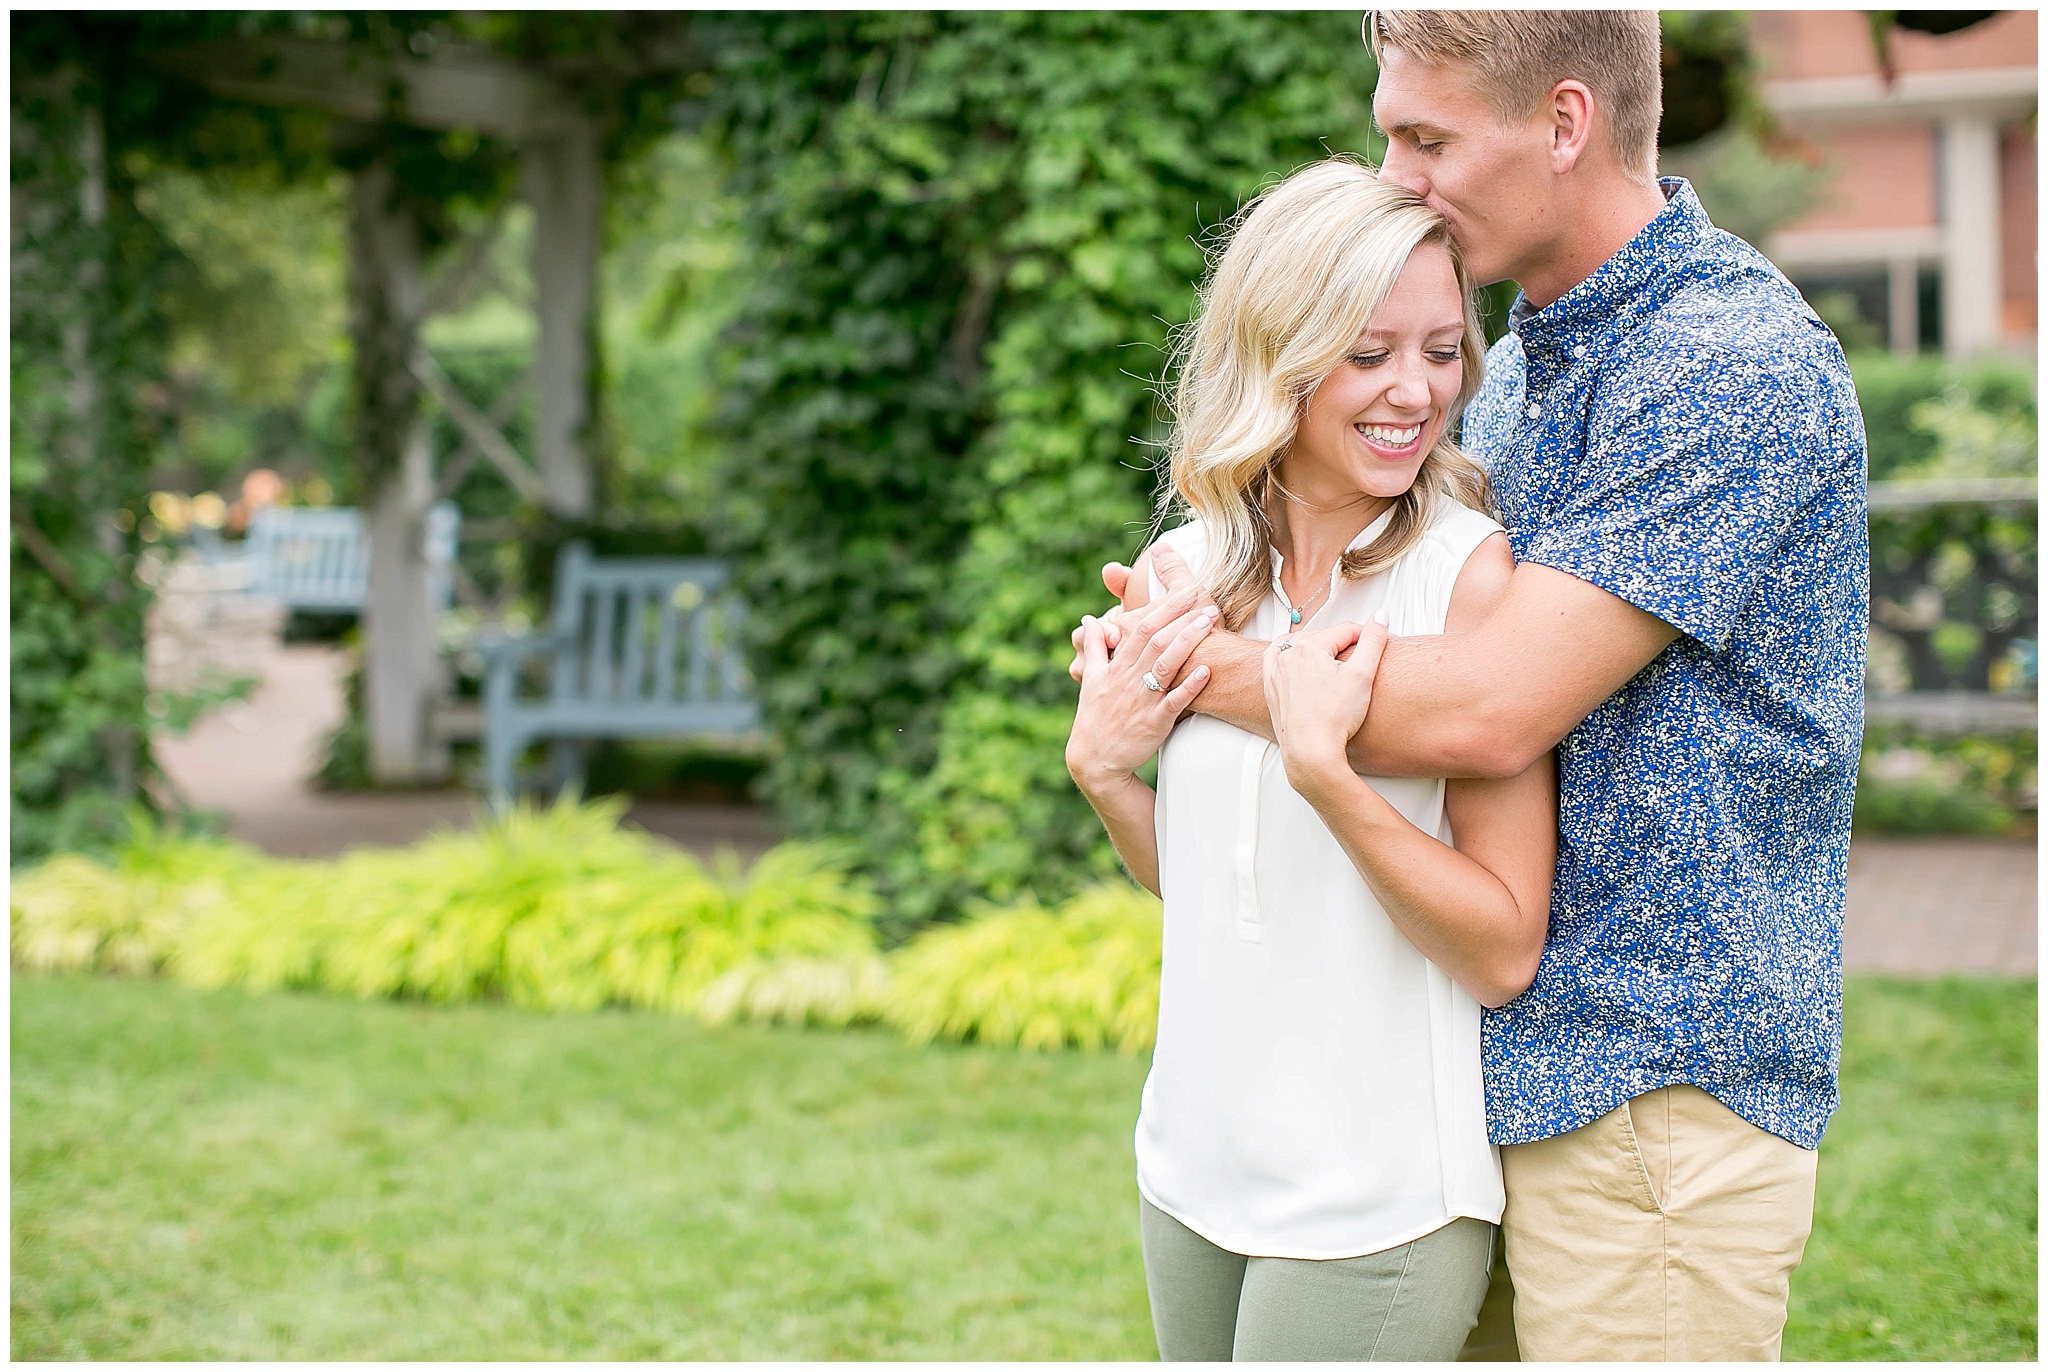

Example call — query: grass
[10,975,1153,1359]
[1784,978,2037,1361]
[11,975,2036,1360]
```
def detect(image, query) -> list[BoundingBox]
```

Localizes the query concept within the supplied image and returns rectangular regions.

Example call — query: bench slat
[654,592,681,702]
[687,601,711,703]
[620,585,649,703]
[590,584,619,701]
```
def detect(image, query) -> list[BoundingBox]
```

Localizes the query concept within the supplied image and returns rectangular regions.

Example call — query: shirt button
[1572,344,1587,359]
[1525,401,1542,418]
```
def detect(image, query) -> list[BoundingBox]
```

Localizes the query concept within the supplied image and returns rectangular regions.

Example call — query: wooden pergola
[162,33,671,783]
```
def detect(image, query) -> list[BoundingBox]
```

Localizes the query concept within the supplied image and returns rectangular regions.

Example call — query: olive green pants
[1139,1197,1495,1362]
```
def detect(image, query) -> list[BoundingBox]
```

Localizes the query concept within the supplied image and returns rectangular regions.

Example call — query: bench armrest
[477,628,572,708]
[474,627,571,664]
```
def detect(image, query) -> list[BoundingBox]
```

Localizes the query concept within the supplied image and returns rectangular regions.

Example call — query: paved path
[157,646,2035,975]
[1843,837,2035,975]
[154,645,780,864]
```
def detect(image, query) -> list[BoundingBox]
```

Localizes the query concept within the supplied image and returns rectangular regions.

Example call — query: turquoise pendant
[1289,608,1302,625]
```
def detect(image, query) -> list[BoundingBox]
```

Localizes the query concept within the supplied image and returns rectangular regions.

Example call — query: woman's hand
[1066,592,1217,800]
[1263,614,1390,798]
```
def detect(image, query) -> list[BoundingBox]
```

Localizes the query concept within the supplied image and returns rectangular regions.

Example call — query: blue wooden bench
[244,503,460,613]
[479,541,760,803]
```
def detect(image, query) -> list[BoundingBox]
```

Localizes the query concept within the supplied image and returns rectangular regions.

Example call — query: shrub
[697,954,892,1030]
[1849,352,2036,481]
[14,798,885,1018]
[9,814,253,976]
[1853,780,2015,837]
[16,802,1196,1057]
[881,882,1162,1053]
[1856,727,2036,837]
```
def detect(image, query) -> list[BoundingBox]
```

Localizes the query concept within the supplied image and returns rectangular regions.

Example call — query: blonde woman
[1066,159,1556,1360]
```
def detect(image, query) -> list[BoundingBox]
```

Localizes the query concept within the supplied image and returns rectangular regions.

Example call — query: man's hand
[1067,545,1223,683]
[1148,545,1217,613]
[1102,560,1135,604]
[1068,561,1136,682]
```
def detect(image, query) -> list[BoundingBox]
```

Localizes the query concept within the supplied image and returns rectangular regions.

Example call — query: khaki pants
[1500,1085,1819,1361]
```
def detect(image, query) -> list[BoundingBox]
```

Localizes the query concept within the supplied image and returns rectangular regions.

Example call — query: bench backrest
[546,541,752,712]
[246,503,459,612]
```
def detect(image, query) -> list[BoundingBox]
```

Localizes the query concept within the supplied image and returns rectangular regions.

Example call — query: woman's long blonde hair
[1160,157,1492,631]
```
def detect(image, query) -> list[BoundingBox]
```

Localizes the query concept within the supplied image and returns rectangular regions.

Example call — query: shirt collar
[1508,177,1708,360]
[1267,502,1400,576]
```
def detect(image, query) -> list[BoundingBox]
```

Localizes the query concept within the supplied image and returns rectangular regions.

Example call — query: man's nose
[1378,144,1428,198]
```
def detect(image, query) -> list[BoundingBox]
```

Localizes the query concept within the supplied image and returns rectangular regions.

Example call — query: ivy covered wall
[704,12,1381,930]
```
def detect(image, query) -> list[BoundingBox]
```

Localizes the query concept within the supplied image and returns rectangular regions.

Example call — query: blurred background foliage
[11,11,2038,904]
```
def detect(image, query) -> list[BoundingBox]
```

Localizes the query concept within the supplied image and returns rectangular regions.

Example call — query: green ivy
[706,11,1379,928]
[11,45,173,863]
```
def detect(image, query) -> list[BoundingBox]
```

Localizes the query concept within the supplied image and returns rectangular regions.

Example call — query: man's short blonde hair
[1365,10,1664,182]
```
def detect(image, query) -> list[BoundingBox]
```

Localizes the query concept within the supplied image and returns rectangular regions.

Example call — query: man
[1077,11,1867,1360]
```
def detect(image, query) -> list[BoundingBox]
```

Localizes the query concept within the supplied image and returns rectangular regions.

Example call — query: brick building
[1749,10,2036,356]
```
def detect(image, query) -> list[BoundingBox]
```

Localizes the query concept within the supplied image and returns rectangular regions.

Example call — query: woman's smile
[1354,420,1428,460]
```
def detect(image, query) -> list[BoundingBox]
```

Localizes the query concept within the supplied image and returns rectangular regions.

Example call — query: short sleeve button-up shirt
[1462,180,1868,1150]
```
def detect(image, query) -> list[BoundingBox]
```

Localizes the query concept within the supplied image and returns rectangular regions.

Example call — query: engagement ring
[1142,671,1164,692]
[1277,642,1294,652]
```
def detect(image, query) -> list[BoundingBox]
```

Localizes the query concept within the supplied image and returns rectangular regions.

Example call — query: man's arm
[1146,540,1677,779]
[1350,559,1676,777]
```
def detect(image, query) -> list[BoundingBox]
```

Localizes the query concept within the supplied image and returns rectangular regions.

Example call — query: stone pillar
[348,157,440,784]
[522,114,601,519]
[1940,114,2002,356]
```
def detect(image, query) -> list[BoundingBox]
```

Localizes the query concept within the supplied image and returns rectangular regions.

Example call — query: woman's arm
[1263,534,1555,1006]
[1076,772,1165,896]
[1290,749,1553,1007]
[1066,595,1217,896]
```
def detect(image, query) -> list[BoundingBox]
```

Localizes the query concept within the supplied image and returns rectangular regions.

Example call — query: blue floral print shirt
[1462,180,1868,1150]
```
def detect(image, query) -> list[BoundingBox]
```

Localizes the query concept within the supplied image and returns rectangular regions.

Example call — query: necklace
[1275,566,1337,630]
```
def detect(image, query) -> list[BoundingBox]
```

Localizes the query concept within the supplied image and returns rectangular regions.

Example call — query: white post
[522,114,600,519]
[1886,256,1920,355]
[364,420,442,784]
[1939,114,2002,356]
[349,159,441,785]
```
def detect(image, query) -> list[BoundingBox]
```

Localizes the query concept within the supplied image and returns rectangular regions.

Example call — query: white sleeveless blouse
[1134,495,1507,1260]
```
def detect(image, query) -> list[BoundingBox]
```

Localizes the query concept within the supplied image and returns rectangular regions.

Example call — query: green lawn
[1785,978,2037,1361]
[11,974,2036,1360]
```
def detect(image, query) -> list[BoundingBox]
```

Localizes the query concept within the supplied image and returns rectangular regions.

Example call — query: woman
[1066,159,1556,1361]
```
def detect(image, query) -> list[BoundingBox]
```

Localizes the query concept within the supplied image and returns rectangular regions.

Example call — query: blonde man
[1080,10,1867,1361]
